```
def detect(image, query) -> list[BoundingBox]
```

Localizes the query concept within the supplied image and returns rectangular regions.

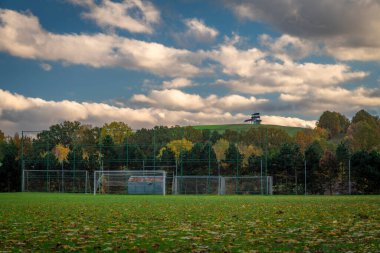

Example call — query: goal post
[93,170,167,195]
[22,170,89,193]
[173,175,273,195]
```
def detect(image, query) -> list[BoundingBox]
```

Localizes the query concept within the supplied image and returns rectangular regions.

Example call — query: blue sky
[0,0,379,135]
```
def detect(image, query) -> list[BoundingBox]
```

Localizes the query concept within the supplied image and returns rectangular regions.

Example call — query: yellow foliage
[212,139,229,162]
[54,144,70,163]
[100,122,133,144]
[82,150,89,161]
[237,144,263,167]
[158,139,193,161]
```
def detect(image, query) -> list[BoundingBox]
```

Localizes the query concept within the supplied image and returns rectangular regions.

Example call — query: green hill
[192,124,306,137]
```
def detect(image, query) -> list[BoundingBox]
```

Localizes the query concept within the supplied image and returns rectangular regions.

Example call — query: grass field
[0,194,379,252]
[192,124,306,137]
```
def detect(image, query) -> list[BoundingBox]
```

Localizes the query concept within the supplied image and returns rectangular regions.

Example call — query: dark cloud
[228,0,380,60]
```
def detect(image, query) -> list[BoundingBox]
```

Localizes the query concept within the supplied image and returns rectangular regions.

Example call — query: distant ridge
[191,124,307,137]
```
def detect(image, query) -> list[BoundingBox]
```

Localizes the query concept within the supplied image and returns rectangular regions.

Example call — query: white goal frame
[93,170,167,195]
[173,175,273,195]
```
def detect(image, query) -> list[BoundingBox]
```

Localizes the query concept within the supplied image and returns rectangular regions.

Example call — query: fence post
[260,158,263,195]
[93,171,96,195]
[304,160,307,195]
[349,159,351,195]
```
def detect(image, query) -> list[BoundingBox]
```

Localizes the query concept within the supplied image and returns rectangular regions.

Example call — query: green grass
[192,124,306,137]
[1,193,379,252]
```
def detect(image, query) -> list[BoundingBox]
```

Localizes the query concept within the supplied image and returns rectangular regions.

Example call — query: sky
[0,0,379,135]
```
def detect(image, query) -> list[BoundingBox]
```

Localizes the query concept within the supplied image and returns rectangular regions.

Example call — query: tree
[305,141,324,194]
[223,143,243,176]
[272,143,303,194]
[101,122,133,145]
[0,129,5,143]
[317,111,350,138]
[157,139,193,171]
[0,138,19,191]
[237,144,263,174]
[54,144,70,169]
[352,109,379,127]
[100,135,118,170]
[319,150,338,195]
[212,138,229,175]
[351,150,380,194]
[347,121,380,152]
[336,141,350,193]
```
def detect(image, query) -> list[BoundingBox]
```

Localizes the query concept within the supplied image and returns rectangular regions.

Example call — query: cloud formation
[212,37,367,95]
[69,0,160,34]
[162,78,194,89]
[131,89,268,112]
[184,18,219,42]
[0,89,316,135]
[228,0,380,61]
[0,9,204,77]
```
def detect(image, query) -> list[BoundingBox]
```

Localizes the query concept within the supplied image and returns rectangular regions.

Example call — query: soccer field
[0,194,379,252]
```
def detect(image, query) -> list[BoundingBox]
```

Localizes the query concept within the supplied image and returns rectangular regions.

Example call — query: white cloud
[131,89,268,113]
[184,18,218,42]
[259,34,317,61]
[227,0,380,61]
[210,42,266,77]
[69,0,160,34]
[40,63,52,71]
[162,78,193,89]
[0,89,315,136]
[0,9,205,77]
[262,115,316,129]
[212,40,367,95]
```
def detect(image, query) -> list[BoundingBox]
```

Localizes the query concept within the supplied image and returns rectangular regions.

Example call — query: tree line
[0,109,379,194]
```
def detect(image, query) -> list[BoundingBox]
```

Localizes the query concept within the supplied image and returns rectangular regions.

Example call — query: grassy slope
[192,124,306,137]
[1,193,379,252]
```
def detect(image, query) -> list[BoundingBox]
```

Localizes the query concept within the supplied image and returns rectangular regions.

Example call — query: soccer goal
[22,170,90,193]
[93,170,167,195]
[172,176,221,194]
[172,175,273,195]
[222,176,273,195]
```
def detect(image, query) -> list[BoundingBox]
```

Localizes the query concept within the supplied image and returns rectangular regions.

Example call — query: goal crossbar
[93,170,167,195]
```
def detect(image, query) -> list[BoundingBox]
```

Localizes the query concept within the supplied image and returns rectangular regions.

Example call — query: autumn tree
[237,144,263,174]
[212,139,229,175]
[54,144,70,169]
[158,139,193,174]
[317,111,350,138]
[347,110,380,152]
[101,122,133,145]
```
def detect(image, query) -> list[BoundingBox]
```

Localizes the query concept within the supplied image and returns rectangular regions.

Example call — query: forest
[0,109,379,194]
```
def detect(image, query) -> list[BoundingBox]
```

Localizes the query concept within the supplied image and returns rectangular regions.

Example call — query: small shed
[127,176,163,194]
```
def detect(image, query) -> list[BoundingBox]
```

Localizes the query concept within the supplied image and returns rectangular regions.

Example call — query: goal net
[173,176,272,195]
[173,176,221,194]
[22,170,89,193]
[93,170,166,195]
[222,176,273,195]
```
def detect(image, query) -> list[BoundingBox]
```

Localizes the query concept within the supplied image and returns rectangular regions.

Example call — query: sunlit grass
[0,193,379,252]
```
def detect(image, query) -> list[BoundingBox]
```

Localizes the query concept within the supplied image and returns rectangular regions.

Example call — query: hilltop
[192,124,307,137]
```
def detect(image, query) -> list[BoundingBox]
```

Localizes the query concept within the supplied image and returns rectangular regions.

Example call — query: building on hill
[244,113,262,125]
